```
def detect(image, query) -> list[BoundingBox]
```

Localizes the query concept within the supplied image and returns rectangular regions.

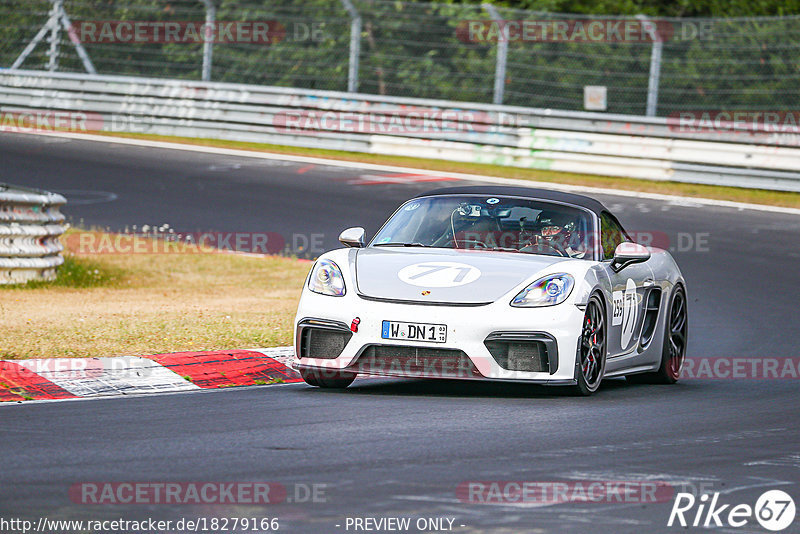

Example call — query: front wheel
[300,368,357,389]
[573,294,607,396]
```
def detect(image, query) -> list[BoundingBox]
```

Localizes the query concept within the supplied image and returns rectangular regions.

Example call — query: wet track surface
[1,133,799,533]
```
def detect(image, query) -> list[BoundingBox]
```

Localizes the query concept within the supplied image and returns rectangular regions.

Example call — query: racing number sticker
[613,279,639,349]
[612,291,624,326]
[398,262,481,288]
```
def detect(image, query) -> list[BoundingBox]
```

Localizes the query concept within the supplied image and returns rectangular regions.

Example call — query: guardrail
[2,69,800,192]
[0,183,67,284]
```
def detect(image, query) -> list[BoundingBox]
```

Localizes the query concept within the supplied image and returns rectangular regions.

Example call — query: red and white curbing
[0,347,301,402]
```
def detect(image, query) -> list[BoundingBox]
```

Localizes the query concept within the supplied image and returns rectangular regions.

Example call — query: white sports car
[294,186,688,395]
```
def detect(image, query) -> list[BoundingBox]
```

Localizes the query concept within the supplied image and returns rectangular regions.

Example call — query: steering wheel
[545,236,569,256]
[522,236,569,257]
[432,231,487,249]
[456,236,488,249]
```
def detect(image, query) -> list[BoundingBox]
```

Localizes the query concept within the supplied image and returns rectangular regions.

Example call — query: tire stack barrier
[0,183,67,284]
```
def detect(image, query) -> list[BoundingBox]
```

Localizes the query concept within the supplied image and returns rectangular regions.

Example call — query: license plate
[381,320,447,343]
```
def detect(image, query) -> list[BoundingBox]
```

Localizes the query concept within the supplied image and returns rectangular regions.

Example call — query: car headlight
[511,273,574,307]
[308,259,346,296]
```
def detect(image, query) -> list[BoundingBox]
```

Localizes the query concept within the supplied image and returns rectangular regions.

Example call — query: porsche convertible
[294,186,688,395]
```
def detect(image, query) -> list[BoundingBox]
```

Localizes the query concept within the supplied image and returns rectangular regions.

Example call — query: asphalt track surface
[1,133,799,534]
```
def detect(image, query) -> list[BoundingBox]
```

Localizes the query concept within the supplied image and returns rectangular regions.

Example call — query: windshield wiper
[373,242,432,247]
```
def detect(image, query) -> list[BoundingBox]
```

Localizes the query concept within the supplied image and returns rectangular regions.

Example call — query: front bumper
[294,292,584,384]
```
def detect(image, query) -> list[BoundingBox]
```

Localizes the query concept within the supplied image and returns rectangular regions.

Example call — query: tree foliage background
[1,0,798,115]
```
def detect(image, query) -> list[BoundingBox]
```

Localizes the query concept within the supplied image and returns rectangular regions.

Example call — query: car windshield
[371,195,594,259]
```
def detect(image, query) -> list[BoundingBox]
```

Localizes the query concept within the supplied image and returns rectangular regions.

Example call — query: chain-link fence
[1,0,798,116]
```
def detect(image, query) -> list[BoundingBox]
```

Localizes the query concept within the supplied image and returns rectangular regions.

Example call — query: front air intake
[485,340,549,372]
[484,332,558,374]
[297,320,352,360]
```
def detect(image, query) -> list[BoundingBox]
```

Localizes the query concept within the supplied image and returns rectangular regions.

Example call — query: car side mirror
[611,242,650,272]
[339,227,366,248]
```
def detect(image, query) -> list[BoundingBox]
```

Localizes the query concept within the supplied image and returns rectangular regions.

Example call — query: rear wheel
[627,285,688,385]
[573,294,607,396]
[300,368,357,389]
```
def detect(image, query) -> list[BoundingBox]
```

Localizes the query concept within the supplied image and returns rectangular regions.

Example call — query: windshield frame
[368,194,602,261]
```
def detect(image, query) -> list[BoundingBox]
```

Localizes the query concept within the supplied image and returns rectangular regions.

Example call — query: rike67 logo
[669,490,796,531]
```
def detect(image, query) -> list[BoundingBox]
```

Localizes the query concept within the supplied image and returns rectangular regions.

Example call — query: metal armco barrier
[0,183,67,284]
[2,70,800,192]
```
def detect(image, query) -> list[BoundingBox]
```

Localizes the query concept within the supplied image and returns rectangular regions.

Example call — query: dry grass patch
[0,231,310,359]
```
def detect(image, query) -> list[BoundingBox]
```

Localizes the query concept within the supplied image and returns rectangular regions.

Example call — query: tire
[300,368,357,389]
[627,285,688,385]
[573,293,607,396]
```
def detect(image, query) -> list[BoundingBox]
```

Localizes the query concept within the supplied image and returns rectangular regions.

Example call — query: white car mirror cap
[339,227,366,248]
[612,242,650,272]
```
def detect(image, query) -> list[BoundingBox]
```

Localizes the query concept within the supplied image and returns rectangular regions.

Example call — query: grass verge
[0,230,309,359]
[100,131,800,209]
[21,254,127,289]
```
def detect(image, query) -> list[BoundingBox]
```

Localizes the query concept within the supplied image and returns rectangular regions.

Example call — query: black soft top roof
[415,186,608,215]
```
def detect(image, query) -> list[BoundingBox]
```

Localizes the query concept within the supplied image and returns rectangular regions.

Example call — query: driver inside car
[520,210,588,258]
